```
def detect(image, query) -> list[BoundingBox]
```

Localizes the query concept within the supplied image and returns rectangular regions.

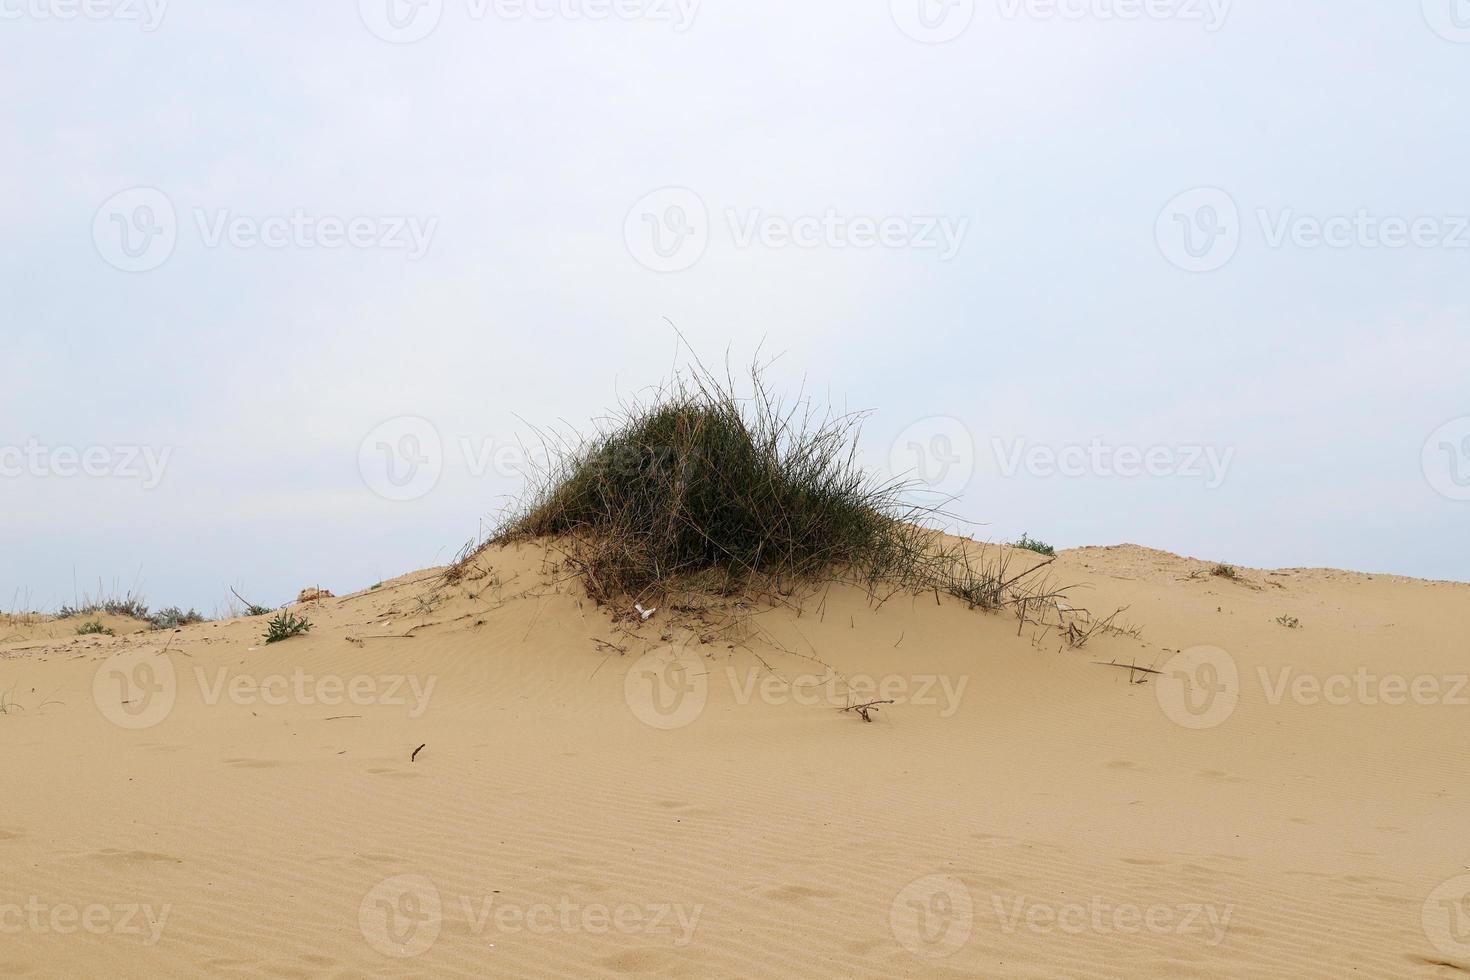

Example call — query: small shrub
[243,604,272,617]
[458,354,1074,632]
[1014,533,1056,557]
[75,620,115,636]
[1276,614,1301,629]
[263,612,312,644]
[58,593,150,620]
[1210,564,1238,580]
[489,361,945,602]
[147,607,205,630]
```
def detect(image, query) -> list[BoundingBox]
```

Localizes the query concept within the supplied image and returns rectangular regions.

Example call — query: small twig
[842,699,895,723]
[1091,659,1162,685]
[411,743,426,762]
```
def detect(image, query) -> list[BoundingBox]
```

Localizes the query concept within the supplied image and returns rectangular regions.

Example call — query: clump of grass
[1210,563,1239,580]
[1014,533,1056,557]
[1275,614,1301,629]
[472,355,1063,619]
[487,359,952,604]
[58,592,150,621]
[147,607,205,630]
[263,611,312,644]
[75,620,115,636]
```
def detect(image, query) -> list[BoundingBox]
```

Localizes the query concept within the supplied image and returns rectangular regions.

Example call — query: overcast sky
[3,0,1467,614]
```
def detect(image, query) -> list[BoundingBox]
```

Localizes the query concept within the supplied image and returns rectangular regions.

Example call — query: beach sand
[3,541,1468,977]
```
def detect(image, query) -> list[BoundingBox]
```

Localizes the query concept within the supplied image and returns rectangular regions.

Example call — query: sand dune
[4,541,1468,978]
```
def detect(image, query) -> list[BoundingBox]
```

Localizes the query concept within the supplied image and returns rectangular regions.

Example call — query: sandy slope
[3,542,1468,978]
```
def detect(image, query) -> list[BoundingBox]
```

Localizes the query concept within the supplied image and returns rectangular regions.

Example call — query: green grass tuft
[1014,533,1056,557]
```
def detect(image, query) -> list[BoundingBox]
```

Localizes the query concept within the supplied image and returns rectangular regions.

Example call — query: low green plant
[75,620,115,636]
[1210,563,1238,580]
[263,611,312,644]
[1014,533,1056,557]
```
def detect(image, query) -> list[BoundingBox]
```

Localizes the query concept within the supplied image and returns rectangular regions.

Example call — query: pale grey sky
[3,0,1468,613]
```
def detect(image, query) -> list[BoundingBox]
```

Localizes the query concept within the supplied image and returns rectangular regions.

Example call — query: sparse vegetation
[75,620,114,636]
[147,607,205,630]
[229,587,273,617]
[1014,533,1056,557]
[58,593,149,620]
[58,592,207,630]
[1210,564,1239,580]
[1276,614,1301,629]
[263,611,312,644]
